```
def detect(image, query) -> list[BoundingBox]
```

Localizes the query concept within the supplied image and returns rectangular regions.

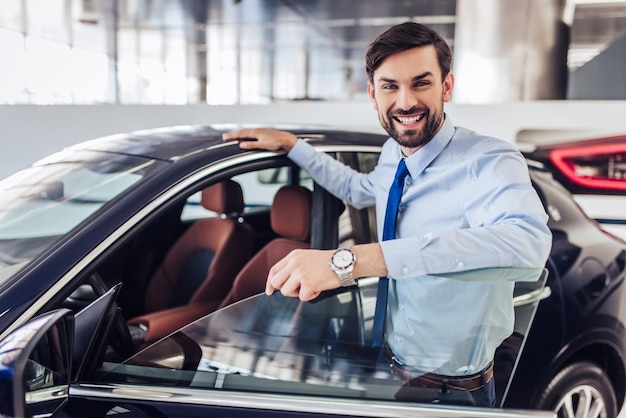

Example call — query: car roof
[65,124,389,162]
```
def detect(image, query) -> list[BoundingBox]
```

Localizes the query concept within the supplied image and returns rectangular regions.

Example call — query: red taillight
[550,142,626,191]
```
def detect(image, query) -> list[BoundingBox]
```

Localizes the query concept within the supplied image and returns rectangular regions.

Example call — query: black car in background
[0,125,625,418]
[519,129,626,243]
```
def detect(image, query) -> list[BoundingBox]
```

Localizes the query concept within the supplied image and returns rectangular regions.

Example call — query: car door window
[97,268,547,410]
[181,167,313,221]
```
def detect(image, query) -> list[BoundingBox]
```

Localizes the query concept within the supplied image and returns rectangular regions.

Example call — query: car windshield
[0,149,157,281]
[102,268,547,409]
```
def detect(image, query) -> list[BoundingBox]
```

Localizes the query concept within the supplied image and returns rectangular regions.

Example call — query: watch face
[332,249,354,269]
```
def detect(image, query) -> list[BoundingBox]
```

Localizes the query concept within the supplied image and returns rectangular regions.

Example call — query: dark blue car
[0,125,624,418]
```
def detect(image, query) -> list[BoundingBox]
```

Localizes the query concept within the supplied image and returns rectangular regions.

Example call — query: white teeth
[396,115,422,124]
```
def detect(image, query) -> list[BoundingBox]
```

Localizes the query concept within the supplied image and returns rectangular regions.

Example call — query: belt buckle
[389,355,416,383]
[391,355,404,366]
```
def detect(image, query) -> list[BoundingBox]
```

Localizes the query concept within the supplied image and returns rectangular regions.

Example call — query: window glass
[71,47,109,103]
[273,21,306,100]
[0,150,156,277]
[163,29,187,105]
[25,0,67,43]
[237,167,313,207]
[0,0,22,32]
[117,27,139,103]
[180,191,217,222]
[206,24,238,105]
[25,36,72,104]
[240,44,270,104]
[237,1,268,104]
[307,31,345,100]
[70,1,108,53]
[102,268,547,408]
[181,167,313,222]
[118,27,165,104]
[138,30,165,104]
[0,28,26,104]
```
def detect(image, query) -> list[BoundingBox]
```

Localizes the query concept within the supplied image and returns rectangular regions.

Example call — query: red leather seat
[128,180,254,343]
[217,184,312,309]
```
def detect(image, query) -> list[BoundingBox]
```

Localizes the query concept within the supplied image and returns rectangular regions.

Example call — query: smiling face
[367,46,454,156]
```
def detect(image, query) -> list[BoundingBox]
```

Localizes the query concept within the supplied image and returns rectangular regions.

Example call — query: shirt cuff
[380,237,428,279]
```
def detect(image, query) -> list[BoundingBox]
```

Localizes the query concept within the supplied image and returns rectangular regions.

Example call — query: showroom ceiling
[100,0,626,70]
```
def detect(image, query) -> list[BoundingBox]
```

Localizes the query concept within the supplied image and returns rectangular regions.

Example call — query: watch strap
[337,270,357,287]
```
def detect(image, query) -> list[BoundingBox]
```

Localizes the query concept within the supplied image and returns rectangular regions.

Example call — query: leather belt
[386,347,493,392]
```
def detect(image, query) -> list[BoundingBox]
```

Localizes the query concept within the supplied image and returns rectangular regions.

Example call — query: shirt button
[405,178,412,185]
[457,261,465,269]
[399,304,404,310]
[402,266,410,275]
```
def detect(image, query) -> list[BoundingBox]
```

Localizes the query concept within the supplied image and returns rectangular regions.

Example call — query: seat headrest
[271,185,312,241]
[201,180,245,215]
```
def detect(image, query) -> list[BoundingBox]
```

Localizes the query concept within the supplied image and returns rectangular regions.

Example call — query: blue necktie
[372,159,409,347]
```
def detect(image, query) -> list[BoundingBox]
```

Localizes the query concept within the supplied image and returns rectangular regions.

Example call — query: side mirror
[0,309,74,418]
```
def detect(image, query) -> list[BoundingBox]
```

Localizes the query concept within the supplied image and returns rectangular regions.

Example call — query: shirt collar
[400,114,455,177]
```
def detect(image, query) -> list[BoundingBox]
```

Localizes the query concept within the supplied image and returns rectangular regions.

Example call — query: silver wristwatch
[329,248,357,287]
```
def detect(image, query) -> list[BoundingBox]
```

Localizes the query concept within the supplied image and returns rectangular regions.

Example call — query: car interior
[57,157,346,357]
[141,179,254,316]
[127,182,315,347]
[123,179,255,346]
[215,184,313,309]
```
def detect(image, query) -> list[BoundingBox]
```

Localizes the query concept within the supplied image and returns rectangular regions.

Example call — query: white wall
[1,101,625,180]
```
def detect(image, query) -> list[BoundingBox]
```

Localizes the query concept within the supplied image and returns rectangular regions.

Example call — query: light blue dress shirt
[287,116,552,376]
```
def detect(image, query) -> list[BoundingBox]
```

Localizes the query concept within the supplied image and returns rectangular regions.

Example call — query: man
[223,22,552,407]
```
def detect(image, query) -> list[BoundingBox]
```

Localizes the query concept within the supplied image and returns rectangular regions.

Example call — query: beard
[379,104,445,149]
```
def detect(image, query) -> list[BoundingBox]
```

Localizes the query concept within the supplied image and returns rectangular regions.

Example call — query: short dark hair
[365,22,453,83]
